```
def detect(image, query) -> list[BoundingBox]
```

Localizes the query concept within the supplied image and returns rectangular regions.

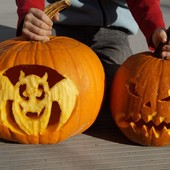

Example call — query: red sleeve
[126,0,165,49]
[16,0,45,36]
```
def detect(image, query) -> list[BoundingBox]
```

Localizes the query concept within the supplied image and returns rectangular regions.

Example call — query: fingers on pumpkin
[28,8,53,27]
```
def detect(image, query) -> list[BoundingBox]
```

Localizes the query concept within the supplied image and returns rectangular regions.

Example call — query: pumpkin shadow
[84,100,140,146]
[0,25,16,42]
[0,138,18,144]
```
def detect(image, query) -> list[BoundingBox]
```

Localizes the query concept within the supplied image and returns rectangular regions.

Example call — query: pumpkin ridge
[59,42,104,132]
[156,59,164,115]
[13,48,21,67]
[122,53,153,72]
[71,46,103,127]
[143,59,162,106]
[0,44,19,70]
[83,52,104,123]
[61,45,84,131]
[34,48,41,65]
[48,44,59,70]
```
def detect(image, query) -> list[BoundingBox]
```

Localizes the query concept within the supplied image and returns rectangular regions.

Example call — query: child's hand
[22,8,53,41]
[152,28,170,59]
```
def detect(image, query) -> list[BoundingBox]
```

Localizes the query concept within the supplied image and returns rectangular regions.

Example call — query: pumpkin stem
[154,26,170,58]
[44,0,71,19]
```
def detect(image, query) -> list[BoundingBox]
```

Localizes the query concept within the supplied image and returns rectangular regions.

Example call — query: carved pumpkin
[110,28,170,146]
[0,0,105,144]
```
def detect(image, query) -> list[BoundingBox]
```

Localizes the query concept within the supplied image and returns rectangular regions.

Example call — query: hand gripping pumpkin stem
[154,26,170,59]
[42,0,70,42]
[44,0,71,19]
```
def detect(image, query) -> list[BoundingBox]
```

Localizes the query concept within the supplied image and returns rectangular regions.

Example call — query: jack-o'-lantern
[0,0,105,144]
[110,27,170,146]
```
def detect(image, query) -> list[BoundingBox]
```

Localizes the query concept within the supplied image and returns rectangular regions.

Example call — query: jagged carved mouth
[126,117,170,131]
[125,82,170,135]
[121,116,170,139]
[20,105,45,119]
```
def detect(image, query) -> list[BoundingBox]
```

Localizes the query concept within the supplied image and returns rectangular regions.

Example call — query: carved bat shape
[0,67,78,136]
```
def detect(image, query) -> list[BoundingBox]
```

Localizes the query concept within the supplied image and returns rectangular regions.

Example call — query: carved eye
[19,84,29,101]
[36,84,45,100]
[127,82,139,97]
[161,96,170,102]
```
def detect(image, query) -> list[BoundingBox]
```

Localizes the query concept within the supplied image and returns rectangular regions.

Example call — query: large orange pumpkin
[110,27,170,146]
[0,0,105,144]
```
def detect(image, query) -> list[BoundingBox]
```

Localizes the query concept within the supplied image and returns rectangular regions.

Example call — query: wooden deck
[0,114,170,170]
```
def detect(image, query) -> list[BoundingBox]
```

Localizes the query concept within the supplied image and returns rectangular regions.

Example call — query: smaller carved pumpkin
[110,27,170,146]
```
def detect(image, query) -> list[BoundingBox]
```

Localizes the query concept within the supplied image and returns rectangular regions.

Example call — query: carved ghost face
[0,65,78,136]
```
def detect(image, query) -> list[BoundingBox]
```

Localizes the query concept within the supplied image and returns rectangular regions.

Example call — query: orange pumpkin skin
[110,52,170,146]
[0,36,105,144]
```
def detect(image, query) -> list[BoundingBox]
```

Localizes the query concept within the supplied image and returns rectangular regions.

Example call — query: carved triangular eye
[127,82,139,97]
[161,96,170,102]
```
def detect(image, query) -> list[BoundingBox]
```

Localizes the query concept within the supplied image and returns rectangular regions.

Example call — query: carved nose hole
[145,101,151,108]
[127,82,139,97]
